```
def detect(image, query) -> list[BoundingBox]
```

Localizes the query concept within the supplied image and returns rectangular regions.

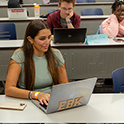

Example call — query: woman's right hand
[38,92,50,105]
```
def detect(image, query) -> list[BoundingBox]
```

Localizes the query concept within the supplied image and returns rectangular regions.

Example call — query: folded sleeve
[72,13,81,28]
[102,14,119,38]
[118,21,124,37]
[52,48,65,68]
[11,49,24,67]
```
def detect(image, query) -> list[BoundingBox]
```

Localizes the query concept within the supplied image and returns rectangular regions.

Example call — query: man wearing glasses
[46,0,81,33]
[101,0,124,38]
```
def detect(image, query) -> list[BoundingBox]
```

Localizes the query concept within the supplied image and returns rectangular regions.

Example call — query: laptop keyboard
[39,103,47,109]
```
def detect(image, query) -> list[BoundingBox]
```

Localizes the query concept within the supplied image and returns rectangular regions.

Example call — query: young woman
[5,19,68,105]
[102,0,124,38]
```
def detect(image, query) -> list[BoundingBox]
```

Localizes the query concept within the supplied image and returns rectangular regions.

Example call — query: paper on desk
[0,102,26,111]
[85,33,109,45]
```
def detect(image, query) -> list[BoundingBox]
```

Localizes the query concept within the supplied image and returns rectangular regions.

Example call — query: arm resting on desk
[5,59,50,105]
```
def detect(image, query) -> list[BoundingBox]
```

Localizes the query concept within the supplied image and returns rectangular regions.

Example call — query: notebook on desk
[7,8,27,19]
[53,28,87,44]
[31,77,97,114]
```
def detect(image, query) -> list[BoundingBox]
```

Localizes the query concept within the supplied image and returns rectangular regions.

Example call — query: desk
[0,40,23,81]
[0,2,112,17]
[0,94,124,123]
[0,15,109,38]
[0,17,44,22]
[52,39,124,80]
[0,39,124,81]
[0,17,45,39]
[80,15,109,35]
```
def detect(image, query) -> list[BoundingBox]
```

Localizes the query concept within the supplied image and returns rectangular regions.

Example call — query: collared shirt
[46,10,81,33]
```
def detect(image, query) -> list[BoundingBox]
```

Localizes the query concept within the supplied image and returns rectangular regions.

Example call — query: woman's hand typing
[38,92,50,105]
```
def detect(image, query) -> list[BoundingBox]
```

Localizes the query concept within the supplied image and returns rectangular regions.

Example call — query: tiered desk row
[0,2,112,38]
[0,2,112,16]
[0,39,124,82]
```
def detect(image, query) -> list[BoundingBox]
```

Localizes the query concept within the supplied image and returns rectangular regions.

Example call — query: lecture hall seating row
[0,1,113,17]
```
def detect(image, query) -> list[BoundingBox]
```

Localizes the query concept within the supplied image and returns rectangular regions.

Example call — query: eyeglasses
[116,9,124,13]
[61,7,73,11]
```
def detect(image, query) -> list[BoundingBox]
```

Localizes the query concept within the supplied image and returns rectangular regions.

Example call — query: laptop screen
[53,28,87,44]
[7,8,27,19]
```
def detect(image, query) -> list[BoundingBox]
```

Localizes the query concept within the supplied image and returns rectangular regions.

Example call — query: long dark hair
[22,19,59,90]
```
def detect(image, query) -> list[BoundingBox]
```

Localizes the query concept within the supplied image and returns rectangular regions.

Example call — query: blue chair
[76,0,95,3]
[0,22,17,40]
[112,67,124,93]
[48,9,58,14]
[81,8,103,16]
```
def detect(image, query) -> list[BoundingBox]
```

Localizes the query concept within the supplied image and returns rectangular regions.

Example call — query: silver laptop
[53,28,87,44]
[31,77,97,114]
[8,8,27,19]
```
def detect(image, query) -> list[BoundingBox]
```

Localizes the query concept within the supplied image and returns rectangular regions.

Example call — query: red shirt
[46,10,81,31]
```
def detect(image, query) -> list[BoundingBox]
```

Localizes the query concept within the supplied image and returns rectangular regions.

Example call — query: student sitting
[5,20,68,105]
[8,0,22,8]
[46,0,81,33]
[101,0,124,38]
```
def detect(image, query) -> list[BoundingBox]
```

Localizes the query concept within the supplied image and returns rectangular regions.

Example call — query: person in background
[8,0,29,16]
[19,0,23,5]
[5,19,68,105]
[46,0,81,33]
[102,0,124,38]
[8,0,22,8]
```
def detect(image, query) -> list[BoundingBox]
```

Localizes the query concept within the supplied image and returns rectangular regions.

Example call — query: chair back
[76,0,95,3]
[0,22,17,40]
[112,67,124,93]
[48,9,58,14]
[81,8,103,16]
[96,25,103,34]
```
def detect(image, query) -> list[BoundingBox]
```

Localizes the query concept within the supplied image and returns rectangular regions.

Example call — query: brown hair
[59,0,75,6]
[22,19,59,90]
